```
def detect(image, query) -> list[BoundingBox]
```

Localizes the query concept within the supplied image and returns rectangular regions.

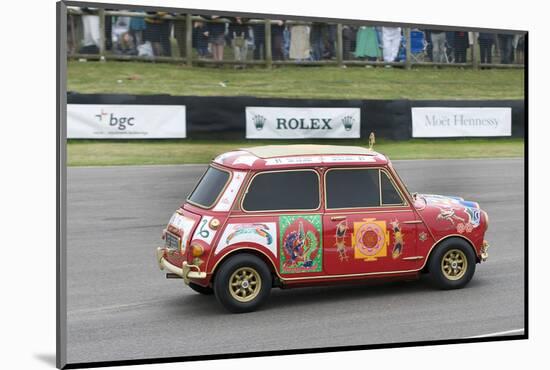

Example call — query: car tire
[188,282,214,295]
[213,253,272,313]
[428,238,476,290]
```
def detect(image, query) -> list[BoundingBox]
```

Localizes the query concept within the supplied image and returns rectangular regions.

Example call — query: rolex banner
[67,104,187,138]
[245,107,361,139]
[411,107,512,137]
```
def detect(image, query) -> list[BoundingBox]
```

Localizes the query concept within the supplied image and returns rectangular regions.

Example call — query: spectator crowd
[68,8,526,67]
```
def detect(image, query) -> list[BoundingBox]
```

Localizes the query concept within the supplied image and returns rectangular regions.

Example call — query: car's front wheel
[428,238,476,289]
[213,253,272,313]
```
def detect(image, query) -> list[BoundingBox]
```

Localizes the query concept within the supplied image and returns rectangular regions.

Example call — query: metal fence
[67,7,525,69]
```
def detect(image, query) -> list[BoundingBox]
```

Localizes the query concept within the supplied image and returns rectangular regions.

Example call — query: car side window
[381,171,405,205]
[325,169,380,209]
[242,170,320,212]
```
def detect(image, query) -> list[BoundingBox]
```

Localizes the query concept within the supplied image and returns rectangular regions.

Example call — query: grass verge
[68,61,524,100]
[67,138,524,167]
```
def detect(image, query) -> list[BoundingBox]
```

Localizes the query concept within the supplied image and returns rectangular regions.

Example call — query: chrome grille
[165,232,181,251]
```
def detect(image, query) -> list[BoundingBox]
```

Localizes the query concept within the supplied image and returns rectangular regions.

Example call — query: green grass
[67,61,524,100]
[67,138,524,166]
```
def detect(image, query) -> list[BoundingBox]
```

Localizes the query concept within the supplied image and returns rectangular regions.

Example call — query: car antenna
[368,132,376,150]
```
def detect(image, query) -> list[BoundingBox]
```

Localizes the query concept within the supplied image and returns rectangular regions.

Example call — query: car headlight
[191,243,204,257]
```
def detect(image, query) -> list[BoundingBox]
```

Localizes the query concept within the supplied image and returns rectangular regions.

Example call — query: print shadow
[34,353,56,367]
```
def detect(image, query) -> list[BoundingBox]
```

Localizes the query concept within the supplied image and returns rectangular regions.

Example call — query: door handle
[330,216,346,221]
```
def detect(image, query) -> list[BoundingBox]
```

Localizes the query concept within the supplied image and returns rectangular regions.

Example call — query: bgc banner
[245,107,361,139]
[67,104,187,138]
[411,107,512,137]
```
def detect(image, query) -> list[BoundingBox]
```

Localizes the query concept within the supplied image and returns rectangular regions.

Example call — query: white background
[1,0,542,369]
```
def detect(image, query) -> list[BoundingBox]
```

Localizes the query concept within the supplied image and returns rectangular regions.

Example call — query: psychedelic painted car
[156,145,490,313]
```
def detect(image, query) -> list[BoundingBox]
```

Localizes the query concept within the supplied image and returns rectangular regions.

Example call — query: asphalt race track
[66,158,525,364]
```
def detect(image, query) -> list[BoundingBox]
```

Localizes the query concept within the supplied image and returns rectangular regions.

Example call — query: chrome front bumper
[480,240,490,262]
[156,247,207,284]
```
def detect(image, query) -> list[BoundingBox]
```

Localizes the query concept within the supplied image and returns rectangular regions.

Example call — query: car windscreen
[187,166,231,208]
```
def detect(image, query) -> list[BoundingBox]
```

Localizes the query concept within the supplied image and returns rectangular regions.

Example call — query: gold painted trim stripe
[327,209,411,215]
[280,267,420,281]
[230,212,323,218]
[402,220,423,224]
[402,256,424,261]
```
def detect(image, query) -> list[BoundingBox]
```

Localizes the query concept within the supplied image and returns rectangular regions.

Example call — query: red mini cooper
[156,145,489,313]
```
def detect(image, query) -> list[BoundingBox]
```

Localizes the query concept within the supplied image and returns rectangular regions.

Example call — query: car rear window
[242,170,320,211]
[187,166,231,208]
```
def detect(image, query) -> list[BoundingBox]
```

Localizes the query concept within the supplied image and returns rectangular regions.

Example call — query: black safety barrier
[67,93,525,139]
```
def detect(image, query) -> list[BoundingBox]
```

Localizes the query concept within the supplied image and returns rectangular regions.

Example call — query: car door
[322,167,421,275]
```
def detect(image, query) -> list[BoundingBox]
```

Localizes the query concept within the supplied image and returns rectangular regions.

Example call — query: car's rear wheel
[213,253,272,313]
[188,282,213,295]
[428,238,476,289]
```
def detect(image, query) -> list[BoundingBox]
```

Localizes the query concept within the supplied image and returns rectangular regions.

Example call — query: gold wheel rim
[441,249,468,281]
[228,267,262,303]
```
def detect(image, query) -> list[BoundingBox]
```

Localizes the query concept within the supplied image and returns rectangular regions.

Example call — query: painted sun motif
[353,219,388,261]
[357,225,384,255]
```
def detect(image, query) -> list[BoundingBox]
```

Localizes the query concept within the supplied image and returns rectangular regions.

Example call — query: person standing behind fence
[289,23,311,61]
[423,29,433,61]
[310,22,324,61]
[453,31,468,64]
[193,20,209,58]
[283,26,291,59]
[129,13,146,48]
[515,34,525,64]
[430,29,446,63]
[270,20,285,61]
[354,26,380,64]
[342,25,356,60]
[381,27,401,65]
[251,22,265,60]
[229,17,250,68]
[205,15,226,63]
[79,7,101,54]
[497,33,514,64]
[325,24,337,59]
[144,12,172,56]
[478,32,495,66]
[174,13,187,60]
[445,31,455,63]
